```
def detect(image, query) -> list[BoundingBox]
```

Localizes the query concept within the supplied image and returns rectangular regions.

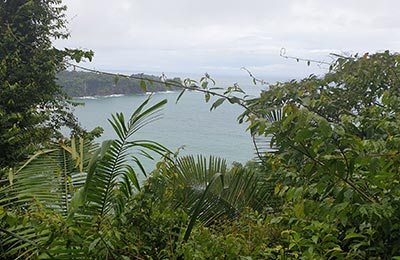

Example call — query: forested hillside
[57,71,181,97]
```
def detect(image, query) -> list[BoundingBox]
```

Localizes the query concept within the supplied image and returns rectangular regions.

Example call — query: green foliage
[115,189,188,259]
[0,97,171,259]
[179,209,275,259]
[0,0,93,169]
[0,137,93,259]
[242,51,400,258]
[3,10,400,258]
[147,155,276,244]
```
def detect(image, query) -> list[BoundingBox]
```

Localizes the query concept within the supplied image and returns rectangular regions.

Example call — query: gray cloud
[56,0,400,79]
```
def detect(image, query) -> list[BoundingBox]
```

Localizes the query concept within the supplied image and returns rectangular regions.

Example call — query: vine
[65,62,260,116]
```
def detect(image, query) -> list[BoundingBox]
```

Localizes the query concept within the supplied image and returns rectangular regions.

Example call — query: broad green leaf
[344,233,366,240]
[210,98,225,111]
[205,93,211,102]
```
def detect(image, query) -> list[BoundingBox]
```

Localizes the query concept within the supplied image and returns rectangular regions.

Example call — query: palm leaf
[161,155,273,240]
[1,138,94,213]
[0,137,95,259]
[252,108,282,160]
[81,96,170,228]
[183,172,223,242]
[0,97,170,258]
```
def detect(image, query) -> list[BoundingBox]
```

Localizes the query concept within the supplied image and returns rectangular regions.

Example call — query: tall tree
[0,0,92,169]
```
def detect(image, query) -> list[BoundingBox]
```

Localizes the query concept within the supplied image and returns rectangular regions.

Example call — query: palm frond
[0,138,93,215]
[0,97,171,258]
[81,97,170,227]
[162,155,273,235]
[0,138,95,259]
[183,171,223,242]
[252,108,282,160]
[0,226,54,260]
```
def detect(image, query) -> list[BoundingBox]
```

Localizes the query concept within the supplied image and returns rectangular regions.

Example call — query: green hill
[57,70,181,97]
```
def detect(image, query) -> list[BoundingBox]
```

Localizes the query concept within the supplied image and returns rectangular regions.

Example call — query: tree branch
[279,48,333,66]
[65,62,259,116]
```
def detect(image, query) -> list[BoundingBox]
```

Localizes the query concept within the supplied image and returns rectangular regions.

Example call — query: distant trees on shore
[57,71,181,97]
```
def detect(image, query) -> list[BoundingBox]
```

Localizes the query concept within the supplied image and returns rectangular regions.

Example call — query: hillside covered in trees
[57,70,181,97]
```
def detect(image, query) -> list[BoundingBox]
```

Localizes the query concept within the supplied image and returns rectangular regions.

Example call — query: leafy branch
[279,47,334,67]
[288,137,377,204]
[65,62,259,116]
[241,67,270,86]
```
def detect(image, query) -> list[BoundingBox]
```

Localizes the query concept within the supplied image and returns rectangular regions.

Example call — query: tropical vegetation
[239,51,400,259]
[2,0,400,259]
[0,0,93,169]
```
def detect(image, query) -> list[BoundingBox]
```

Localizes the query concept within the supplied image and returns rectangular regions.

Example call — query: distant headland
[57,71,181,97]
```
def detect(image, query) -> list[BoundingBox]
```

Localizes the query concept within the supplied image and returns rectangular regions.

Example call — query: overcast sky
[55,0,400,81]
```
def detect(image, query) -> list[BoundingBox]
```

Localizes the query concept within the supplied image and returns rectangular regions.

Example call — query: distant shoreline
[57,70,181,97]
[71,90,178,99]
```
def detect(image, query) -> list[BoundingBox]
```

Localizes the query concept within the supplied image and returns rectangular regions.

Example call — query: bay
[72,83,263,175]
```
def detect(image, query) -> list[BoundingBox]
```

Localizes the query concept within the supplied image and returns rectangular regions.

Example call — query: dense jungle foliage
[0,0,93,169]
[1,0,400,259]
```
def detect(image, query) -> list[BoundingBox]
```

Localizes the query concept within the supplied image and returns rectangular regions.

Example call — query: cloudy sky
[55,0,400,81]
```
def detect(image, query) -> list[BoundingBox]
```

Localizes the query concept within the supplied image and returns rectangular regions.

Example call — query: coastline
[72,90,177,100]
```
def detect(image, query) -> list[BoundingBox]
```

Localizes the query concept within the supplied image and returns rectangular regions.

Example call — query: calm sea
[71,78,266,175]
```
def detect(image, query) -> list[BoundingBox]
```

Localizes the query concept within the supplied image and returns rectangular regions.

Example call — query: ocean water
[72,83,265,175]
